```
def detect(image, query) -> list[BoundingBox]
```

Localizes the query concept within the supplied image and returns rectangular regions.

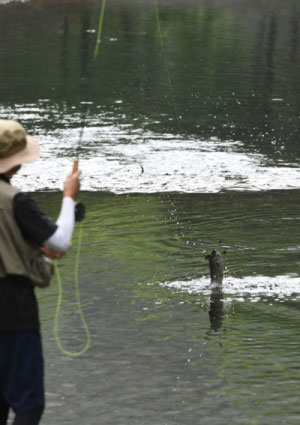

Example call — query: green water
[1,0,300,423]
[30,190,300,425]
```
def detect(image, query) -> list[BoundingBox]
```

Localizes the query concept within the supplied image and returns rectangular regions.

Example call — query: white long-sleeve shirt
[44,196,75,252]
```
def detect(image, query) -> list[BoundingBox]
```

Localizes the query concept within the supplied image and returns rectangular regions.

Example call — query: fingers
[73,169,82,178]
[41,247,66,259]
[67,169,81,180]
[64,170,81,199]
[63,160,82,200]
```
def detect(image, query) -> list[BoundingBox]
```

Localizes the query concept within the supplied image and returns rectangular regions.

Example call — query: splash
[161,275,300,301]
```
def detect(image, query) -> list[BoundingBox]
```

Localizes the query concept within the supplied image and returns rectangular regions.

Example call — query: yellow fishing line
[154,0,164,48]
[93,0,107,59]
[53,222,91,357]
[154,0,181,130]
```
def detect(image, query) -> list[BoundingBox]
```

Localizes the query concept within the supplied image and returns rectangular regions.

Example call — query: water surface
[1,0,300,192]
[1,0,300,424]
[31,190,300,425]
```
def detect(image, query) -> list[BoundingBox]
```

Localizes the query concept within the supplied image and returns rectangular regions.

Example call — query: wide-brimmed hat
[0,119,40,173]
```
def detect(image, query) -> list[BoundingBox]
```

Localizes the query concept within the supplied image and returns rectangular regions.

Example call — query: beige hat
[0,120,40,173]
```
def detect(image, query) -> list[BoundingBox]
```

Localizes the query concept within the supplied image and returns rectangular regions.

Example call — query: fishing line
[76,0,142,178]
[54,223,91,357]
[77,0,107,152]
[53,0,107,357]
[154,0,188,263]
[154,0,182,132]
[94,0,107,60]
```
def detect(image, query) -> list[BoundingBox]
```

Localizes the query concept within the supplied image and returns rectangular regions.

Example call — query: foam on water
[14,127,300,193]
[161,275,300,301]
[4,105,300,193]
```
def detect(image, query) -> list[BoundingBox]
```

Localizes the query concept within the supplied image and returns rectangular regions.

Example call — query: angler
[0,120,81,425]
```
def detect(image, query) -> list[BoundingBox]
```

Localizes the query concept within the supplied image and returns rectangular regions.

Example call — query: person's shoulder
[14,192,28,200]
[13,192,34,208]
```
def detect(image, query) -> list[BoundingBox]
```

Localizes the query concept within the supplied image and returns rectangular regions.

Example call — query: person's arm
[44,169,81,252]
[14,168,81,254]
[41,169,81,252]
[43,196,75,252]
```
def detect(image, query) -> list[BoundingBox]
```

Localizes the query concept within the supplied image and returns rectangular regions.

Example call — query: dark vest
[0,180,53,287]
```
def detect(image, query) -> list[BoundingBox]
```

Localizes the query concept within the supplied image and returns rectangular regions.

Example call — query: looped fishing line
[54,222,91,357]
[53,0,107,357]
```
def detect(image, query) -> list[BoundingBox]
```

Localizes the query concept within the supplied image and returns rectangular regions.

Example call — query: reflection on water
[208,287,224,332]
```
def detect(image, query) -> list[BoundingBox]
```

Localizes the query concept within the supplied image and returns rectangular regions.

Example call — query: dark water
[1,0,300,191]
[1,0,300,423]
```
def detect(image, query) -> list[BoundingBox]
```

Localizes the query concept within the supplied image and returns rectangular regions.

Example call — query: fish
[205,249,224,288]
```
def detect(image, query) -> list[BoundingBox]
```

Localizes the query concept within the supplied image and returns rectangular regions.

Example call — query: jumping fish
[205,249,224,288]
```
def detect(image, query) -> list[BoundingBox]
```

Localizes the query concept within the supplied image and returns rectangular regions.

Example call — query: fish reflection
[209,286,224,331]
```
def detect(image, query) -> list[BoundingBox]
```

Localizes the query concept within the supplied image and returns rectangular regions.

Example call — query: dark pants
[0,331,45,425]
[0,395,43,425]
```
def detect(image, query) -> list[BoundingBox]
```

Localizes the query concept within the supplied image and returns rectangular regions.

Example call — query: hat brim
[0,135,40,174]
